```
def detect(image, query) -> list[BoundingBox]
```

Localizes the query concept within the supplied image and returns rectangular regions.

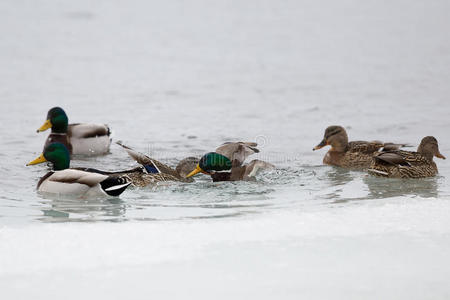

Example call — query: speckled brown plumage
[314,126,406,169]
[115,142,198,186]
[113,168,191,187]
[321,141,385,169]
[368,136,446,178]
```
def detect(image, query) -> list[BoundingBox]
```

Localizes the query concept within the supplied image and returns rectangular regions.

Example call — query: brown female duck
[313,125,405,169]
[368,136,445,178]
[114,142,199,186]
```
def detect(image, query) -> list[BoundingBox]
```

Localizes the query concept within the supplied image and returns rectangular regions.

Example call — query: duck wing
[116,141,180,177]
[373,151,411,167]
[243,159,275,178]
[215,142,259,164]
[49,169,110,186]
[348,141,384,154]
[349,141,409,154]
[68,123,110,138]
[74,166,144,176]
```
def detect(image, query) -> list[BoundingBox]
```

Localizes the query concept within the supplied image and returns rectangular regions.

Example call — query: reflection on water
[307,165,443,204]
[322,167,354,186]
[363,176,439,199]
[313,166,366,202]
[34,177,279,223]
[37,194,127,223]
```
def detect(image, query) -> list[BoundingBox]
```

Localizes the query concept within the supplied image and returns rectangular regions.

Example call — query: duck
[115,141,199,186]
[368,136,446,178]
[313,125,406,169]
[37,107,111,156]
[186,142,275,182]
[27,143,131,197]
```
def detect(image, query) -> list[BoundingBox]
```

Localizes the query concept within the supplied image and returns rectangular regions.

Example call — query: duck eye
[326,129,340,138]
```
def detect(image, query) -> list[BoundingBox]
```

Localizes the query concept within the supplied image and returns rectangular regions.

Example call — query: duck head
[313,125,349,152]
[37,107,69,133]
[27,142,70,170]
[186,152,232,178]
[176,157,200,178]
[417,136,445,161]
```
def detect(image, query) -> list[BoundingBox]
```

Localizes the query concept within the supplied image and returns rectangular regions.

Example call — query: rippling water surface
[1,0,450,299]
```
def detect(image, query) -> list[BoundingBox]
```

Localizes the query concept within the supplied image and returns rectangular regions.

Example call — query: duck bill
[37,119,52,132]
[313,139,328,151]
[27,153,47,166]
[436,152,446,159]
[186,165,203,178]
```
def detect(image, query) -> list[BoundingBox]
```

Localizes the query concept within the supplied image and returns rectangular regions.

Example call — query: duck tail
[100,176,131,196]
[116,141,153,166]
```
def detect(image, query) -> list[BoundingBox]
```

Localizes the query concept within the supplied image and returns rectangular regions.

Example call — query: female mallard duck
[368,136,445,178]
[115,141,199,186]
[186,142,275,182]
[313,125,406,169]
[27,143,131,197]
[37,107,111,156]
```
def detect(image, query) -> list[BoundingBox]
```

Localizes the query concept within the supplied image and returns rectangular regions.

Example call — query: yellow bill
[37,119,52,132]
[186,164,202,178]
[27,153,47,166]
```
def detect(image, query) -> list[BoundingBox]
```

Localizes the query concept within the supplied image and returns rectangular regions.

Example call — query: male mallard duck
[313,125,406,169]
[27,143,131,197]
[115,141,199,186]
[368,136,446,178]
[37,107,111,156]
[186,142,275,181]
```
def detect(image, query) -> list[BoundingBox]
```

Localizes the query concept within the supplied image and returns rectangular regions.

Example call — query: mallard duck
[115,141,199,186]
[313,125,406,169]
[186,142,275,181]
[27,143,131,197]
[368,136,446,178]
[37,107,111,156]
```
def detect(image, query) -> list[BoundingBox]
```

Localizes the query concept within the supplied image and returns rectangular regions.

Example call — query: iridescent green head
[27,142,70,170]
[186,152,232,177]
[37,107,69,133]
